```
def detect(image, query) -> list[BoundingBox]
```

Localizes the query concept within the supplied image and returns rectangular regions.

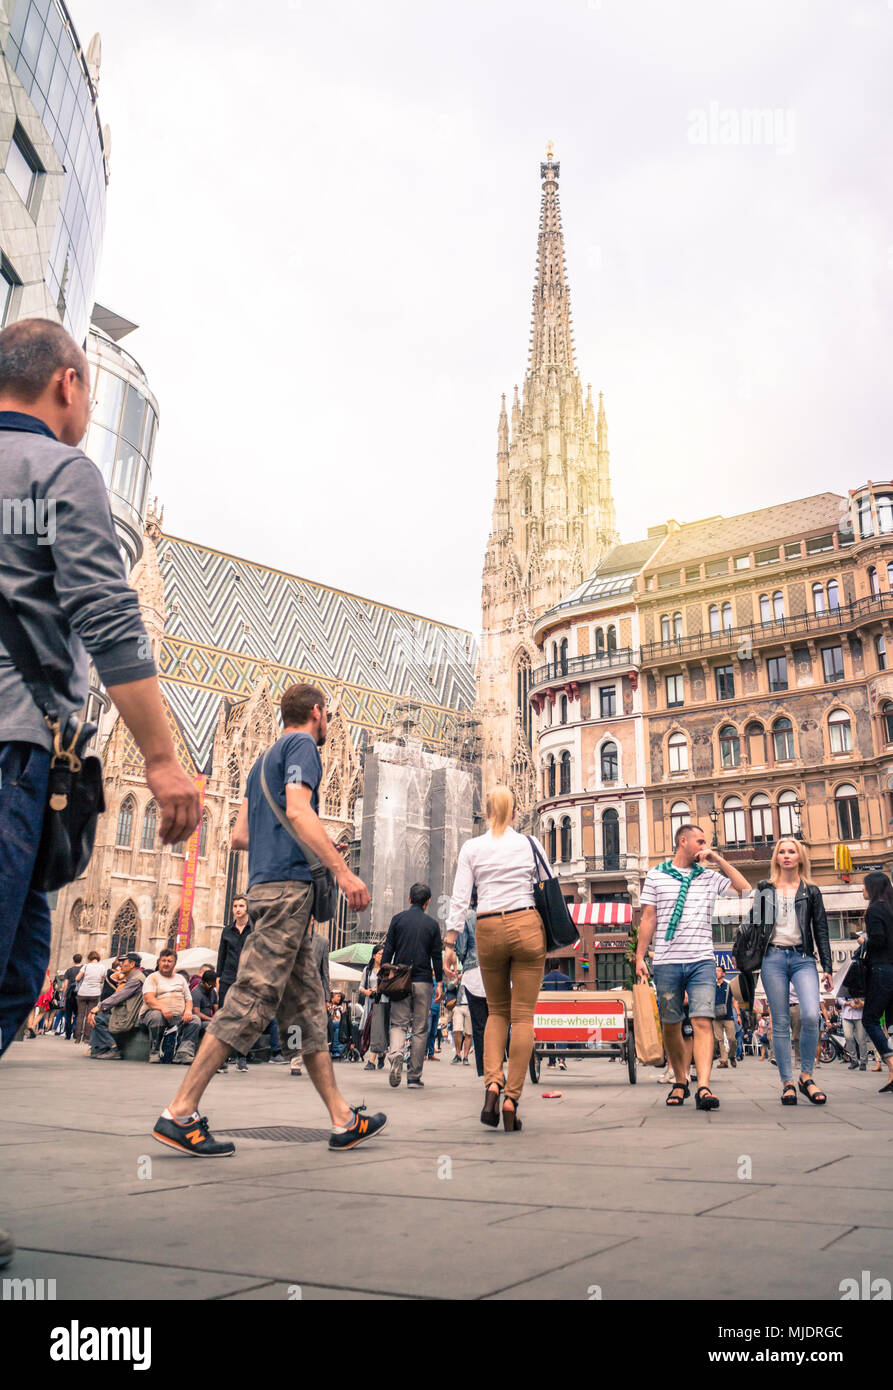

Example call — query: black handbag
[733,883,774,973]
[259,746,337,922]
[843,943,868,997]
[0,591,104,892]
[526,836,580,952]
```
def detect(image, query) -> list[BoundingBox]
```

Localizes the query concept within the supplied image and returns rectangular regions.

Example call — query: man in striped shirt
[636,824,750,1110]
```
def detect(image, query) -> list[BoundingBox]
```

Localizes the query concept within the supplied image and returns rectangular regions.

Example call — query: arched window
[751,793,773,844]
[559,639,569,675]
[559,751,571,795]
[595,627,605,655]
[709,604,720,633]
[198,811,210,857]
[759,594,771,624]
[835,784,860,839]
[719,724,741,769]
[723,795,746,847]
[140,801,157,851]
[661,614,671,642]
[773,590,785,620]
[601,742,618,782]
[868,568,879,598]
[772,717,795,761]
[551,641,558,670]
[673,612,683,639]
[560,816,572,862]
[859,496,874,539]
[547,755,556,797]
[668,732,688,773]
[516,650,532,746]
[877,494,893,534]
[812,583,826,614]
[722,602,733,631]
[547,819,557,863]
[602,808,620,867]
[828,709,852,754]
[670,801,690,841]
[560,694,568,725]
[883,701,893,744]
[778,790,801,838]
[745,721,765,765]
[109,901,138,958]
[606,625,617,653]
[116,796,136,848]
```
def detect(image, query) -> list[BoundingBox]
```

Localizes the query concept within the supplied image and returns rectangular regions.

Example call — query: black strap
[526,834,552,882]
[0,587,59,723]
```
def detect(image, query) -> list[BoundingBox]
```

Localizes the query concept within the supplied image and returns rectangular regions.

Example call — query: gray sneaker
[0,1227,14,1268]
[389,1054,403,1088]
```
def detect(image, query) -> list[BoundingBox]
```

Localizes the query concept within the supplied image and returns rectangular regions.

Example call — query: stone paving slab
[1,1036,891,1301]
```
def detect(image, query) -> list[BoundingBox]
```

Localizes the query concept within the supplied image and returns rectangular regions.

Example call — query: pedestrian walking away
[61,954,82,1040]
[446,785,548,1132]
[636,822,750,1111]
[713,965,738,1068]
[751,839,833,1107]
[73,951,104,1043]
[860,872,893,1093]
[152,682,385,1155]
[443,889,488,1077]
[381,883,443,1088]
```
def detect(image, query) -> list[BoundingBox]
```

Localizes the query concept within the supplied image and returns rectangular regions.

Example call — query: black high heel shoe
[502,1097,522,1132]
[480,1085,501,1127]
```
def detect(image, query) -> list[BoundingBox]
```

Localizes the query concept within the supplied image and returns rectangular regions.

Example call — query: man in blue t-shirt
[153,683,387,1156]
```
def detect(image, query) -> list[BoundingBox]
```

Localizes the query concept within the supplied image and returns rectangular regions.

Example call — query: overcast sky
[73,0,893,636]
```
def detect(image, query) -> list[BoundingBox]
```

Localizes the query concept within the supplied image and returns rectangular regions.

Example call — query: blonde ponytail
[486,785,514,837]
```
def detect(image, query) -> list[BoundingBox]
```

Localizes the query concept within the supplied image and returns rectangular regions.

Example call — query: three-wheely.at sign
[529,991,637,1085]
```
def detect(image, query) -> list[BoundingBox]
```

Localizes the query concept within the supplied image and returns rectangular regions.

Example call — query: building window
[745,721,766,765]
[516,651,532,746]
[759,594,771,623]
[560,816,572,862]
[600,686,616,718]
[668,732,688,773]
[547,819,557,863]
[116,796,136,848]
[778,790,801,838]
[602,808,620,868]
[606,625,617,653]
[5,126,42,211]
[560,694,568,725]
[828,709,852,754]
[772,717,795,761]
[828,580,840,610]
[858,497,874,539]
[198,811,210,858]
[594,627,605,654]
[559,751,571,795]
[882,702,893,743]
[755,547,780,567]
[685,566,701,582]
[876,635,888,671]
[734,555,750,571]
[708,604,720,633]
[821,645,844,683]
[666,674,684,708]
[806,534,834,555]
[0,258,21,326]
[661,614,671,642]
[670,801,690,840]
[719,724,741,769]
[140,801,157,851]
[723,796,746,847]
[877,495,893,534]
[547,755,556,797]
[559,639,569,675]
[601,743,618,782]
[751,793,774,844]
[784,542,802,560]
[773,591,785,620]
[673,612,683,639]
[706,558,729,578]
[715,665,735,701]
[835,784,860,840]
[868,568,880,598]
[767,655,788,692]
[812,583,826,615]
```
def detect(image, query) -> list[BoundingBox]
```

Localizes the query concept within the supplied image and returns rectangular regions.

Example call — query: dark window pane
[120,384,147,449]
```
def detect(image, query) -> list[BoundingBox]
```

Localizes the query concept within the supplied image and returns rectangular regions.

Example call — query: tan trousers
[476,907,546,1102]
[712,1018,736,1060]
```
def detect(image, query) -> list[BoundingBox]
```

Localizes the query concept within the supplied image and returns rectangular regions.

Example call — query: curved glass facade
[84,330,159,567]
[6,0,107,344]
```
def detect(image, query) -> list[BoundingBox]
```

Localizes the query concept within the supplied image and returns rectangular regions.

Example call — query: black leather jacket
[751,880,832,974]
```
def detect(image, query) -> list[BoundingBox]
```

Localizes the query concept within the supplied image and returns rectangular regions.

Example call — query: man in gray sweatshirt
[0,318,201,1268]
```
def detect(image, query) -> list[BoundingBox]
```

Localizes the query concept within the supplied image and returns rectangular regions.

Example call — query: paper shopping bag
[632,981,664,1066]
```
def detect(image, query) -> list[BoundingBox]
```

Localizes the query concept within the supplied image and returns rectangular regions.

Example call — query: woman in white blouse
[445,786,547,1132]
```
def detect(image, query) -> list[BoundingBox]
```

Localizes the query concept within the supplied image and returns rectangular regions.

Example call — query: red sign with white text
[533,998,626,1043]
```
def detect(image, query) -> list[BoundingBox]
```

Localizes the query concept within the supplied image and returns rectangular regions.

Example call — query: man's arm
[230,797,249,852]
[96,975,143,1014]
[380,920,396,968]
[430,921,443,999]
[635,904,657,981]
[699,849,750,896]
[285,783,369,912]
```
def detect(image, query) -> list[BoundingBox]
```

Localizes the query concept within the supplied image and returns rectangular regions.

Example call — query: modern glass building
[2,0,108,343]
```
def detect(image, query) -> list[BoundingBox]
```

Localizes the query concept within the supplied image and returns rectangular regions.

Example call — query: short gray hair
[0,318,86,401]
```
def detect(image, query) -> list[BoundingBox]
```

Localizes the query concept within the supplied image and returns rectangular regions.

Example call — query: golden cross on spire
[546,140,555,161]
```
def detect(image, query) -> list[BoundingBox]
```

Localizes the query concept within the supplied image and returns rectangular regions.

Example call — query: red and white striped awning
[570,902,632,927]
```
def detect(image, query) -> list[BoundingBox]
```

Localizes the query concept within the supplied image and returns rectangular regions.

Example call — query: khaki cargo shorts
[207,880,327,1057]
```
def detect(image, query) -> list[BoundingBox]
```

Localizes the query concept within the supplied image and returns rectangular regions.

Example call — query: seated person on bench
[87,953,146,1059]
[141,950,201,1064]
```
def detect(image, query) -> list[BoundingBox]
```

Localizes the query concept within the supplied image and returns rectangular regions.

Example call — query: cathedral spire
[528,143,575,379]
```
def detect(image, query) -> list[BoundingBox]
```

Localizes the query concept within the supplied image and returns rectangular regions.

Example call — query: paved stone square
[1,1037,891,1301]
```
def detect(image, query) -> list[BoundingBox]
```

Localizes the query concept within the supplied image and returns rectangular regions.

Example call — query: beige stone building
[476,148,618,824]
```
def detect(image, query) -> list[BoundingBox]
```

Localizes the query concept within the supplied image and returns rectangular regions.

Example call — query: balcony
[585,855,631,874]
[716,842,774,864]
[530,648,637,692]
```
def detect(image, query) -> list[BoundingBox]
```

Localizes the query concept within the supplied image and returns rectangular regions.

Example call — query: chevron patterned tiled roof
[156,535,478,766]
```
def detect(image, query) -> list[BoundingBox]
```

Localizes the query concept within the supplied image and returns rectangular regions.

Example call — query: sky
[72,0,893,636]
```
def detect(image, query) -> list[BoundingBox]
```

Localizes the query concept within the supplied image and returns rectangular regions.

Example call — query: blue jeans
[427,1003,440,1058]
[0,743,51,1059]
[862,962,893,1060]
[329,1019,343,1056]
[761,946,821,1084]
[652,958,716,1023]
[266,1018,281,1054]
[89,1011,119,1054]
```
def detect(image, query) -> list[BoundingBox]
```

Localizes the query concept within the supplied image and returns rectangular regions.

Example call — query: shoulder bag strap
[259,745,325,875]
[526,834,552,881]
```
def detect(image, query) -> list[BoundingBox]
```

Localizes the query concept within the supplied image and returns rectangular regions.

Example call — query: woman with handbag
[861,872,893,1093]
[755,839,833,1107]
[444,786,548,1132]
[359,946,388,1071]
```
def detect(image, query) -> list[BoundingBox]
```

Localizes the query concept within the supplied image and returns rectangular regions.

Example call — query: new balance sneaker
[152,1113,236,1157]
[328,1105,387,1151]
[389,1054,403,1087]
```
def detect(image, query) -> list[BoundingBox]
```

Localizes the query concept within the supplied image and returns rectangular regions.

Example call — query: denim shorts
[652,958,717,1024]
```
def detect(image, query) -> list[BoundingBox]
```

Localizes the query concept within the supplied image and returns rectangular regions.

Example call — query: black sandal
[781,1083,798,1106]
[502,1097,521,1132]
[666,1082,689,1106]
[798,1077,826,1105]
[695,1086,720,1111]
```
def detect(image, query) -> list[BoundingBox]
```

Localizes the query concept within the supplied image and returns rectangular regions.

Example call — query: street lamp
[792,796,804,841]
[709,806,719,847]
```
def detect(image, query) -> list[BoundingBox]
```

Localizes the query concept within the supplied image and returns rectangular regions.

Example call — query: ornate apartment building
[476,148,618,823]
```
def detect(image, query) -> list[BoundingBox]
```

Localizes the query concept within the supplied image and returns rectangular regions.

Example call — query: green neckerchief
[657,859,706,940]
